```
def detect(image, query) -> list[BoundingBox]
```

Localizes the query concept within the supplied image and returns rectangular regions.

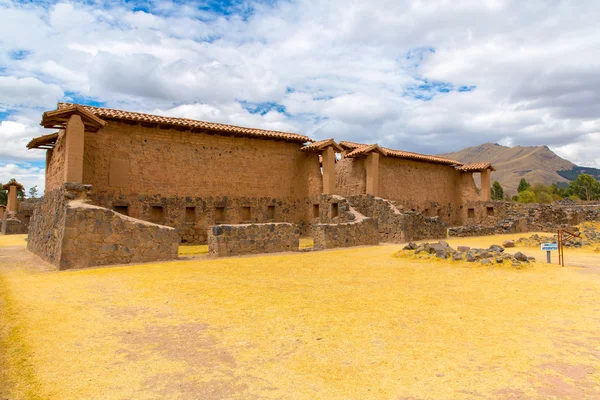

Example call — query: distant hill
[440,143,600,195]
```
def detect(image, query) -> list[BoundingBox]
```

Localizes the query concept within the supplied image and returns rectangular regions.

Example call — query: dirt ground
[1,233,599,399]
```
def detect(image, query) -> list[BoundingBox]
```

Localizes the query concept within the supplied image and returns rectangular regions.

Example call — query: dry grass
[1,233,599,399]
[178,244,209,256]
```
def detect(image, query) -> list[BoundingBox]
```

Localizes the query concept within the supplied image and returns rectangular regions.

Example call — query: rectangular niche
[313,204,320,219]
[215,206,225,223]
[151,206,165,222]
[242,206,251,221]
[331,203,339,218]
[113,205,129,216]
[468,208,475,218]
[267,205,275,220]
[486,207,495,217]
[185,206,196,223]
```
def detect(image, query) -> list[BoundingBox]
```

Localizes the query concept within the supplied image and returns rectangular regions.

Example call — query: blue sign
[541,243,558,251]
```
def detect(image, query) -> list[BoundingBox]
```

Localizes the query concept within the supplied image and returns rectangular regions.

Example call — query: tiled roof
[300,138,344,152]
[54,103,312,143]
[41,105,106,132]
[341,141,462,165]
[27,132,59,149]
[3,179,24,190]
[457,162,496,172]
[383,147,461,166]
[339,140,365,150]
[344,144,388,158]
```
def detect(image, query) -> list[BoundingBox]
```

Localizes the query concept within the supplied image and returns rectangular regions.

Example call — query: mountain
[440,143,600,195]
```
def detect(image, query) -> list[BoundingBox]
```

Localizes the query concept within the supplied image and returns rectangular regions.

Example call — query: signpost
[557,228,581,267]
[540,243,558,263]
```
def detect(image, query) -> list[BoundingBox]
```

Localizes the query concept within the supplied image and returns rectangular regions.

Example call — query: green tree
[0,184,6,206]
[491,181,504,200]
[537,192,553,204]
[517,190,537,203]
[517,178,531,193]
[568,173,600,201]
[29,185,38,199]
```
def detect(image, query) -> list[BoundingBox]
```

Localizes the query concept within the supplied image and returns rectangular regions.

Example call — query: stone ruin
[17,102,598,269]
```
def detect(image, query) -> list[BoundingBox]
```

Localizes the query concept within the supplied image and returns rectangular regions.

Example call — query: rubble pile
[399,241,535,268]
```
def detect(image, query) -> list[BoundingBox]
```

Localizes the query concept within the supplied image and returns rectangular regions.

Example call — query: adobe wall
[347,195,447,243]
[208,223,299,257]
[45,130,66,191]
[313,207,379,250]
[27,183,180,269]
[76,121,321,243]
[336,156,480,224]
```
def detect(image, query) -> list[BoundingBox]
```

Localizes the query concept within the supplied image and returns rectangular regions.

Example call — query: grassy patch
[178,244,209,256]
[1,235,599,398]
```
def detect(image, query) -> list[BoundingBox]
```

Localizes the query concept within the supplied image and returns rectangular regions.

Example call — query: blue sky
[2,0,600,192]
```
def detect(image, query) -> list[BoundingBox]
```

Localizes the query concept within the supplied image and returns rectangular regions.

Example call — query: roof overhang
[456,162,496,172]
[40,105,106,133]
[27,132,59,149]
[300,138,344,153]
[344,144,388,158]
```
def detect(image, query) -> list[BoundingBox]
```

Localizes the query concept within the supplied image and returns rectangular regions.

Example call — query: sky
[1,0,600,193]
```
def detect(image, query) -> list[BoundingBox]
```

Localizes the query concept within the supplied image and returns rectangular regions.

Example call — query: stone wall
[347,195,447,243]
[313,206,379,250]
[1,214,28,235]
[28,183,180,269]
[450,200,600,237]
[208,223,299,257]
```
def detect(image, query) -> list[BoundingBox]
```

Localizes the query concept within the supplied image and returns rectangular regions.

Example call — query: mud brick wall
[28,183,180,269]
[208,223,299,257]
[313,206,379,250]
[347,195,447,243]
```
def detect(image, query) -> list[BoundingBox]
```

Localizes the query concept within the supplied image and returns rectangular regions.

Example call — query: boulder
[495,257,504,264]
[466,252,478,262]
[489,244,504,253]
[457,246,470,253]
[513,252,529,262]
[503,240,515,248]
[452,252,464,261]
[481,258,492,265]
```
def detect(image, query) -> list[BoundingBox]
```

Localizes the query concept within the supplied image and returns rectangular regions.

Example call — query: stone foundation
[347,195,447,243]
[28,183,180,269]
[313,206,379,250]
[208,223,299,257]
[1,213,28,234]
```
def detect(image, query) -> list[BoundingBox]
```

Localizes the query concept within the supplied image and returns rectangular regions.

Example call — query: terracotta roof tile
[3,179,24,190]
[457,162,496,172]
[344,144,388,158]
[382,147,461,166]
[341,141,462,165]
[27,132,59,149]
[55,103,312,143]
[339,140,365,150]
[300,138,344,152]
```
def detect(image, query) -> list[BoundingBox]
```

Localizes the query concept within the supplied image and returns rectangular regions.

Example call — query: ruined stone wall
[451,200,600,237]
[28,183,180,269]
[313,206,379,250]
[45,130,66,192]
[0,198,38,235]
[347,195,447,243]
[78,121,321,243]
[27,185,70,265]
[208,223,299,257]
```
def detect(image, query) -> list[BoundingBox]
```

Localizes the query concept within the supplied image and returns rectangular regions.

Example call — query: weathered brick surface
[28,183,180,269]
[208,223,299,257]
[347,195,447,243]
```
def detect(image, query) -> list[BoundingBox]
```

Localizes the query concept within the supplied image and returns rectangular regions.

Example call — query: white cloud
[0,163,45,195]
[1,0,600,175]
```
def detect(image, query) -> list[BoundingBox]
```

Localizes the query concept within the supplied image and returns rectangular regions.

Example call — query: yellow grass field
[1,233,599,399]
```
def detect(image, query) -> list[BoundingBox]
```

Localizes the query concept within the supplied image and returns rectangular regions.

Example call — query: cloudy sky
[1,0,600,193]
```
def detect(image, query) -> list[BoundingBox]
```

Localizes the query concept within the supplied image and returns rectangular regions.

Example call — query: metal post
[546,251,551,263]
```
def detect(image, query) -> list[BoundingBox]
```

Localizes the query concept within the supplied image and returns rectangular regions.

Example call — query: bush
[517,190,537,203]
